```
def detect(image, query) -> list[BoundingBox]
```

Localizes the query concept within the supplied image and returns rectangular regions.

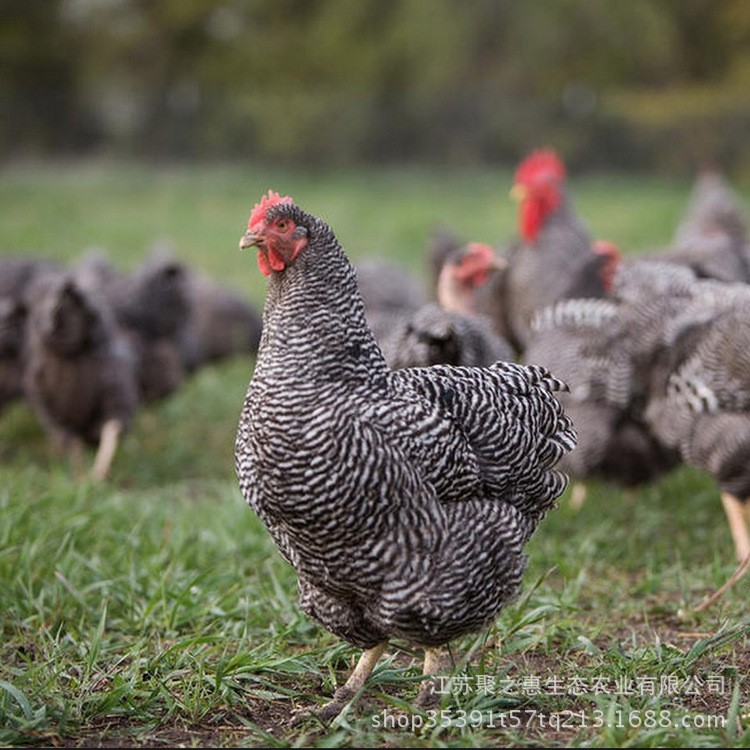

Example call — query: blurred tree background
[1,0,750,174]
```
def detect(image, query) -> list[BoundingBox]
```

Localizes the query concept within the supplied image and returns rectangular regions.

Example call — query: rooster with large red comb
[504,149,609,352]
[234,190,576,721]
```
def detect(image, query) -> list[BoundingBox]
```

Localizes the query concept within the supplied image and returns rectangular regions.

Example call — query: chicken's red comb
[514,149,566,186]
[248,190,293,230]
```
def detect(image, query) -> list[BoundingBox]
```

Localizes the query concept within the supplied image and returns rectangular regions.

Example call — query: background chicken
[645,282,750,564]
[526,291,680,493]
[84,251,191,403]
[503,149,609,352]
[22,272,139,480]
[646,169,750,283]
[356,257,427,343]
[382,243,514,369]
[234,191,576,720]
[180,270,263,371]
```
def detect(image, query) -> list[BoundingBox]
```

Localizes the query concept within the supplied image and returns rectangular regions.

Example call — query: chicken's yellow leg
[416,647,448,709]
[313,642,388,722]
[721,491,750,562]
[693,493,750,612]
[90,419,123,482]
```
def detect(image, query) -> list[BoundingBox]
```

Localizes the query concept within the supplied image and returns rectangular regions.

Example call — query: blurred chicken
[645,281,750,563]
[527,290,680,490]
[504,149,608,352]
[22,272,138,480]
[382,243,514,369]
[180,271,262,371]
[356,257,427,343]
[646,169,750,283]
[0,257,62,416]
[0,257,62,298]
[76,249,190,403]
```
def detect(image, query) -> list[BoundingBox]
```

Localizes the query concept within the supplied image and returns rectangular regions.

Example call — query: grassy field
[1,161,749,748]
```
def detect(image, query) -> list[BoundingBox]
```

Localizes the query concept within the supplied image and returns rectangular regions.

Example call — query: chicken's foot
[293,642,388,724]
[415,647,448,709]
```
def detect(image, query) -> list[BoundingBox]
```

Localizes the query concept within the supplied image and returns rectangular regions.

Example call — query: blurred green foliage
[1,0,750,173]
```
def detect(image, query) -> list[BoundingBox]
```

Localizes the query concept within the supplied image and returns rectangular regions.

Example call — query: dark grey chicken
[22,272,138,480]
[76,250,189,403]
[180,271,262,371]
[234,191,576,719]
[382,303,513,370]
[0,257,64,415]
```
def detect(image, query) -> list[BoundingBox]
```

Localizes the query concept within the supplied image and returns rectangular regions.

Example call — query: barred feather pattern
[525,289,682,484]
[645,294,750,497]
[528,298,631,407]
[235,202,576,648]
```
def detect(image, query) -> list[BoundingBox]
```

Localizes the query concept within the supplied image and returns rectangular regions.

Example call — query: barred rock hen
[504,149,608,352]
[523,244,703,499]
[527,293,679,490]
[382,243,514,369]
[23,273,138,480]
[234,191,576,719]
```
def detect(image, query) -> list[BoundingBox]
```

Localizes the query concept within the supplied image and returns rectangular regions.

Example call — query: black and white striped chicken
[234,191,576,719]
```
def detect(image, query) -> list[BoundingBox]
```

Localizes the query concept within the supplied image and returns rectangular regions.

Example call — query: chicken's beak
[509,183,527,203]
[239,229,261,250]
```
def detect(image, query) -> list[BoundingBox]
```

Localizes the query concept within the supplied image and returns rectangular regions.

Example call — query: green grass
[1,161,749,747]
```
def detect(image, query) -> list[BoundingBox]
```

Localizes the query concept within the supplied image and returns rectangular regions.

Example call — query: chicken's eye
[276,219,290,231]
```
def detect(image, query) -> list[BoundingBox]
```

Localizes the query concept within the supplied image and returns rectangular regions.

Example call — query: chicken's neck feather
[255,232,388,385]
